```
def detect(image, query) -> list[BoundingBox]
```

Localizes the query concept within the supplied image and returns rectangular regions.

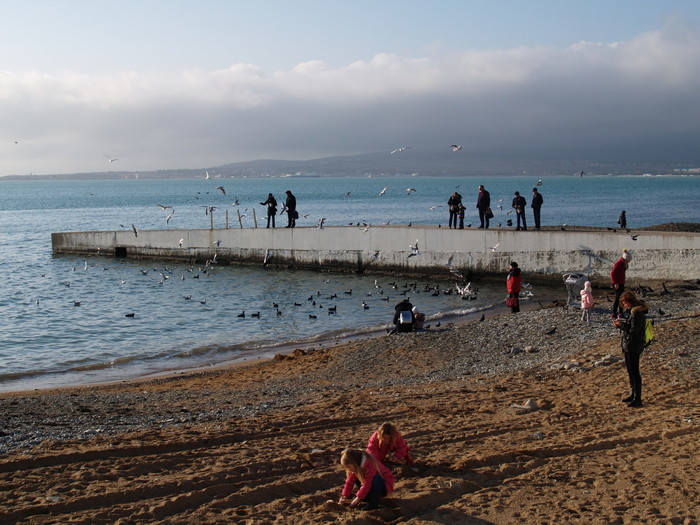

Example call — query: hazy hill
[1,150,696,181]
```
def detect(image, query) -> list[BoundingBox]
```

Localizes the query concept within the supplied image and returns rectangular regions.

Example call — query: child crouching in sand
[339,448,395,510]
[366,422,418,472]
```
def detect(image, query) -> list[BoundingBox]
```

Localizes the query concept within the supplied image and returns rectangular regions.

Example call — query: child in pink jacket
[366,422,417,471]
[339,448,395,510]
[580,281,594,323]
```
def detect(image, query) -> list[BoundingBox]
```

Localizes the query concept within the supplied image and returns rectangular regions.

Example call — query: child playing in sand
[366,422,418,472]
[580,281,594,323]
[339,448,395,510]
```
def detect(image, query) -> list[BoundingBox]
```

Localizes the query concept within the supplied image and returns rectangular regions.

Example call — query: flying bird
[450,145,462,151]
[104,154,118,163]
[215,186,226,195]
[390,147,410,154]
[131,224,138,237]
[407,240,420,258]
[205,170,210,179]
[157,204,173,210]
[490,242,501,252]
[536,179,543,186]
[379,186,388,196]
[178,238,184,247]
[406,188,417,194]
[165,210,175,225]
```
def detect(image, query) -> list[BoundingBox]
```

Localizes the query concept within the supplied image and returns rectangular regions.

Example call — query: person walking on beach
[447,191,462,229]
[260,193,277,228]
[531,188,543,230]
[284,190,297,228]
[580,281,594,323]
[366,422,418,472]
[476,185,491,229]
[506,261,522,313]
[612,290,648,407]
[610,249,631,317]
[512,191,527,231]
[617,210,627,229]
[339,448,395,510]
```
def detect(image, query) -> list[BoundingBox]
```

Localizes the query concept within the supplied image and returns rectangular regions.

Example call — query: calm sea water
[0,175,697,392]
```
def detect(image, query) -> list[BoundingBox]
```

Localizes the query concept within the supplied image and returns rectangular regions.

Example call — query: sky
[2,0,700,176]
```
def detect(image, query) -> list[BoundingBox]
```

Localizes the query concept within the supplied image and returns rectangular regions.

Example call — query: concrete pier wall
[51,226,700,283]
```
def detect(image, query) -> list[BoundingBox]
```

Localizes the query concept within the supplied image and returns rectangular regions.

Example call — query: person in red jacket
[506,261,522,313]
[610,249,632,318]
[366,422,417,471]
[339,448,395,510]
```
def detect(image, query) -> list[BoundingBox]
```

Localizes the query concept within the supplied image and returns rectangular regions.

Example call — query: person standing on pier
[476,185,491,229]
[447,191,462,229]
[531,188,543,231]
[512,191,527,231]
[260,193,278,228]
[285,190,297,228]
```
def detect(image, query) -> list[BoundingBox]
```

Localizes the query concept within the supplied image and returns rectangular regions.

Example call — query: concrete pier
[51,226,700,284]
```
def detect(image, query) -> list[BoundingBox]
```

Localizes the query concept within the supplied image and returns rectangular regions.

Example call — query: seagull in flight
[429,205,443,210]
[205,170,210,179]
[215,186,226,195]
[390,147,410,154]
[379,186,388,196]
[165,210,175,225]
[450,145,462,151]
[157,204,173,210]
[490,242,501,252]
[406,188,417,194]
[407,239,420,258]
[536,179,543,186]
[178,238,184,247]
[104,154,118,163]
[131,224,138,237]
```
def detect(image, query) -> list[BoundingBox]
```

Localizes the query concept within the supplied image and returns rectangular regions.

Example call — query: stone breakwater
[52,225,700,283]
[1,281,698,456]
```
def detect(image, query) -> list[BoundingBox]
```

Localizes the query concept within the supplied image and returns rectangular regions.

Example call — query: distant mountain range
[1,150,696,181]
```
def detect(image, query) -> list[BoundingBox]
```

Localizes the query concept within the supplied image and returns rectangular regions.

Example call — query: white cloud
[2,23,700,176]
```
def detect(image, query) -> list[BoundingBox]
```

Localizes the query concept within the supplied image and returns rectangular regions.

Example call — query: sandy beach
[1,280,698,524]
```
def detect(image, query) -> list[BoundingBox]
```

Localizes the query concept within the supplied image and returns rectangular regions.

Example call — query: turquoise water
[0,175,697,391]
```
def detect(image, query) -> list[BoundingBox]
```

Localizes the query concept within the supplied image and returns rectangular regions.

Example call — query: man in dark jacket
[512,191,527,231]
[476,185,491,229]
[531,188,543,230]
[285,190,297,228]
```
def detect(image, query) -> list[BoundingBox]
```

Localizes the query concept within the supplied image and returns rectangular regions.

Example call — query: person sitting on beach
[338,448,395,510]
[390,298,414,333]
[366,422,418,472]
[411,306,425,329]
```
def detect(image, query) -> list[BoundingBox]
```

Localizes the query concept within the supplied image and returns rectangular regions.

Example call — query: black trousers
[612,285,625,316]
[624,351,642,401]
[478,208,489,228]
[266,214,275,228]
[532,207,541,229]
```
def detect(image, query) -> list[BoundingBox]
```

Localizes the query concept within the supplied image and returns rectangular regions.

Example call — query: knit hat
[622,249,632,261]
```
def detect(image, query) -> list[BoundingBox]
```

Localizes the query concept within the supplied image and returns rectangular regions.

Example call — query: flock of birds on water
[50,254,539,325]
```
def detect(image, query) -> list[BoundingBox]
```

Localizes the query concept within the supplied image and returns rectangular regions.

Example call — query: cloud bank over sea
[3,19,700,175]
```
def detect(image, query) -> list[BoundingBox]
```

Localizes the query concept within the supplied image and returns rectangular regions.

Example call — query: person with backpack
[612,290,649,408]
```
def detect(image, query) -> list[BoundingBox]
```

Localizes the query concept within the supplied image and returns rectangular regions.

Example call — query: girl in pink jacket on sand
[339,448,395,510]
[366,422,417,471]
[580,281,594,323]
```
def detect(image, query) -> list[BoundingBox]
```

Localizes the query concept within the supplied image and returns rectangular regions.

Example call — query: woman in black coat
[612,291,648,407]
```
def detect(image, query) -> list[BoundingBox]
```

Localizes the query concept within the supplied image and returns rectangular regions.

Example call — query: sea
[0,174,698,392]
